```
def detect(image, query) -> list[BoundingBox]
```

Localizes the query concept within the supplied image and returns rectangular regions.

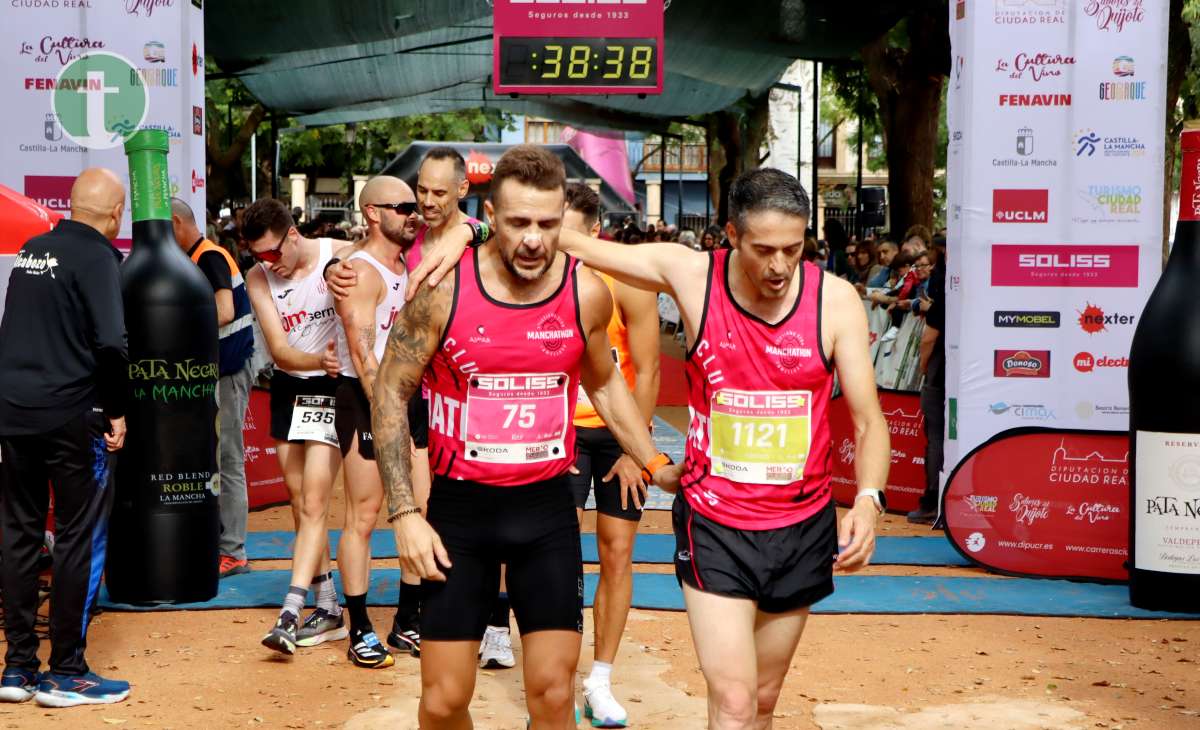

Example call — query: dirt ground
[5,340,1199,729]
[4,493,1198,730]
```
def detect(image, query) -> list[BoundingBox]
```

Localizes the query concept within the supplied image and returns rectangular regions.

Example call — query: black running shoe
[296,607,349,647]
[261,613,298,656]
[347,629,395,669]
[387,624,421,657]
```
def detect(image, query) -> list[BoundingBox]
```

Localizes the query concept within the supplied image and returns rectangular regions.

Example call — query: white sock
[588,661,613,683]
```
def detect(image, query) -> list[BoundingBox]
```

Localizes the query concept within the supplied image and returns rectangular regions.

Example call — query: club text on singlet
[682,250,833,530]
[263,238,337,377]
[336,249,407,377]
[425,248,586,487]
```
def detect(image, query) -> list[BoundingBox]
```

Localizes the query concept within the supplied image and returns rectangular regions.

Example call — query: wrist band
[321,257,341,279]
[386,506,422,523]
[465,220,492,247]
[640,452,673,483]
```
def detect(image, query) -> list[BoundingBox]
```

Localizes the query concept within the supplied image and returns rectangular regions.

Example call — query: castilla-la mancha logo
[51,52,148,150]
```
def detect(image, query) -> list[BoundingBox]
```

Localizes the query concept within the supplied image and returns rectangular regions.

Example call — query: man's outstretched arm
[372,273,455,579]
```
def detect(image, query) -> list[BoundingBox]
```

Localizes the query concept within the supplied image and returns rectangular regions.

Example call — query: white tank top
[337,248,407,377]
[263,238,337,377]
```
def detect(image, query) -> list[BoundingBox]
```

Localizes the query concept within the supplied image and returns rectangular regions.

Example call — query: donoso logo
[993,349,1051,378]
[991,245,1138,288]
[993,189,1048,223]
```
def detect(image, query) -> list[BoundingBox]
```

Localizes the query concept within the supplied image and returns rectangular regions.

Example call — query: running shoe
[295,607,349,647]
[583,676,629,728]
[261,613,298,656]
[347,630,395,669]
[34,672,129,708]
[386,624,421,657]
[219,555,251,579]
[0,668,39,703]
[478,625,516,669]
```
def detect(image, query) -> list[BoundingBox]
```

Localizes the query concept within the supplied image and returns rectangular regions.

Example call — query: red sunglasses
[252,229,288,263]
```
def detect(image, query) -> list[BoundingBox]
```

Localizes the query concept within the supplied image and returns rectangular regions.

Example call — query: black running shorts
[268,372,339,442]
[407,393,429,450]
[421,475,584,641]
[672,496,836,613]
[334,376,374,459]
[567,426,643,521]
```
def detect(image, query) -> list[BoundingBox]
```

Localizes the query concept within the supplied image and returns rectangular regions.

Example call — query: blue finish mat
[98,570,1200,619]
[248,530,967,567]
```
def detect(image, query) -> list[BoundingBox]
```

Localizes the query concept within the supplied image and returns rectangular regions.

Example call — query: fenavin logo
[51,52,148,150]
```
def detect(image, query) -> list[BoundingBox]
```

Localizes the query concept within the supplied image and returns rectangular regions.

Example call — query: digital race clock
[492,0,664,96]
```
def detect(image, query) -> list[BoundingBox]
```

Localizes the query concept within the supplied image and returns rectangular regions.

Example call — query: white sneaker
[582,676,628,728]
[478,625,516,669]
[880,325,900,343]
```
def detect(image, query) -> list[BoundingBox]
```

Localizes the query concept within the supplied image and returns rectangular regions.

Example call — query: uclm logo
[991,244,1138,287]
[993,349,1051,378]
[993,189,1048,223]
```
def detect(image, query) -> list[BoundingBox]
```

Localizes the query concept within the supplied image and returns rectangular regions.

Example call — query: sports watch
[855,488,887,515]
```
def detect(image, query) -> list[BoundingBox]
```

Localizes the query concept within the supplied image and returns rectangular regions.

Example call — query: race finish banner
[830,390,928,514]
[944,1,1168,581]
[943,429,1129,582]
[0,1,206,280]
[492,0,664,95]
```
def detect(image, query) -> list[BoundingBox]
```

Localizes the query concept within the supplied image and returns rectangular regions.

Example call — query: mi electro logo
[993,189,1048,223]
[994,310,1061,328]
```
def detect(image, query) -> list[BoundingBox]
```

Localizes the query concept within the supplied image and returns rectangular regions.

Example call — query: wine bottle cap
[123,129,169,156]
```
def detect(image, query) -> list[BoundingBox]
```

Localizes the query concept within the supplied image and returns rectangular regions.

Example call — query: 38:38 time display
[498,37,659,87]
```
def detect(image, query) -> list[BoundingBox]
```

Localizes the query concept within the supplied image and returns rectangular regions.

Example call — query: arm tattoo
[371,276,449,518]
[357,324,378,385]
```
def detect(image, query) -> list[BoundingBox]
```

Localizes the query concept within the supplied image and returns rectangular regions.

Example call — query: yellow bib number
[709,389,811,484]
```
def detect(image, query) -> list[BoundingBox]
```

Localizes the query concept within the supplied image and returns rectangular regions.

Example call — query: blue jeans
[218,360,254,560]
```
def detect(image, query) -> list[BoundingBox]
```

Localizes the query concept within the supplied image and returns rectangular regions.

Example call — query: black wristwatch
[465,220,492,248]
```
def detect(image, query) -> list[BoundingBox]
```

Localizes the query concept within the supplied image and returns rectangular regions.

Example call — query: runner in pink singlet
[408,166,891,730]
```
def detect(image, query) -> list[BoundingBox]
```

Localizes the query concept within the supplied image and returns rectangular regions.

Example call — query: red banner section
[244,388,288,510]
[943,429,1129,582]
[831,390,927,513]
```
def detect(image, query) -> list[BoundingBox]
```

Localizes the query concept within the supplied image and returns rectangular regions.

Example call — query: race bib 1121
[709,389,811,484]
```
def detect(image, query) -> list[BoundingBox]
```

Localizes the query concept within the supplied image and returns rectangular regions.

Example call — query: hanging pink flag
[561,126,636,206]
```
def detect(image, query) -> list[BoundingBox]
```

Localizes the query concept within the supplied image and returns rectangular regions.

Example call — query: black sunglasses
[369,201,418,215]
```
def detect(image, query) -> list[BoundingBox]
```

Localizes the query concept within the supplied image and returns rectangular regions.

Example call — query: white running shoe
[582,676,628,728]
[478,625,516,669]
[880,325,900,343]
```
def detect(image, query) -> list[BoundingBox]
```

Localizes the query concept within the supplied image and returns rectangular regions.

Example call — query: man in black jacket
[0,168,132,708]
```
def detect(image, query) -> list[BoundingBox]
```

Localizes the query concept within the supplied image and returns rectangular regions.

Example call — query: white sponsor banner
[946,0,1168,468]
[0,0,206,253]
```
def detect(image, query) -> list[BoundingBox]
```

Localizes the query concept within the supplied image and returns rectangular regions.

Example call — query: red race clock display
[492,0,664,96]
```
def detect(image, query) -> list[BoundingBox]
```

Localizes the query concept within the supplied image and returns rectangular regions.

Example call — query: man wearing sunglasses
[327,175,420,668]
[242,200,345,657]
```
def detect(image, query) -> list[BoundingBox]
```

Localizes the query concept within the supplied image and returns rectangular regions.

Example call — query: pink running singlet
[682,249,833,530]
[425,248,585,486]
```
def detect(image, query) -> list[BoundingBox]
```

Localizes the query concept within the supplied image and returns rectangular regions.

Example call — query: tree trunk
[860,5,949,238]
[205,103,266,211]
[1163,0,1191,265]
[710,92,771,226]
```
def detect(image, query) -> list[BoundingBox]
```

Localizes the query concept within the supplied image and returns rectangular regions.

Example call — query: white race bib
[287,395,338,446]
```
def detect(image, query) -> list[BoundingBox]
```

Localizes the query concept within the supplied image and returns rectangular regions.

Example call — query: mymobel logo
[994,310,1061,328]
[51,52,148,150]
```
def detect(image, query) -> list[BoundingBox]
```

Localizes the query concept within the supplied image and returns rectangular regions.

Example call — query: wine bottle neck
[126,148,171,224]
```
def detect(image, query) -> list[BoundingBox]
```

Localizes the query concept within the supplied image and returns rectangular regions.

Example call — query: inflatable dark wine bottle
[106,129,221,604]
